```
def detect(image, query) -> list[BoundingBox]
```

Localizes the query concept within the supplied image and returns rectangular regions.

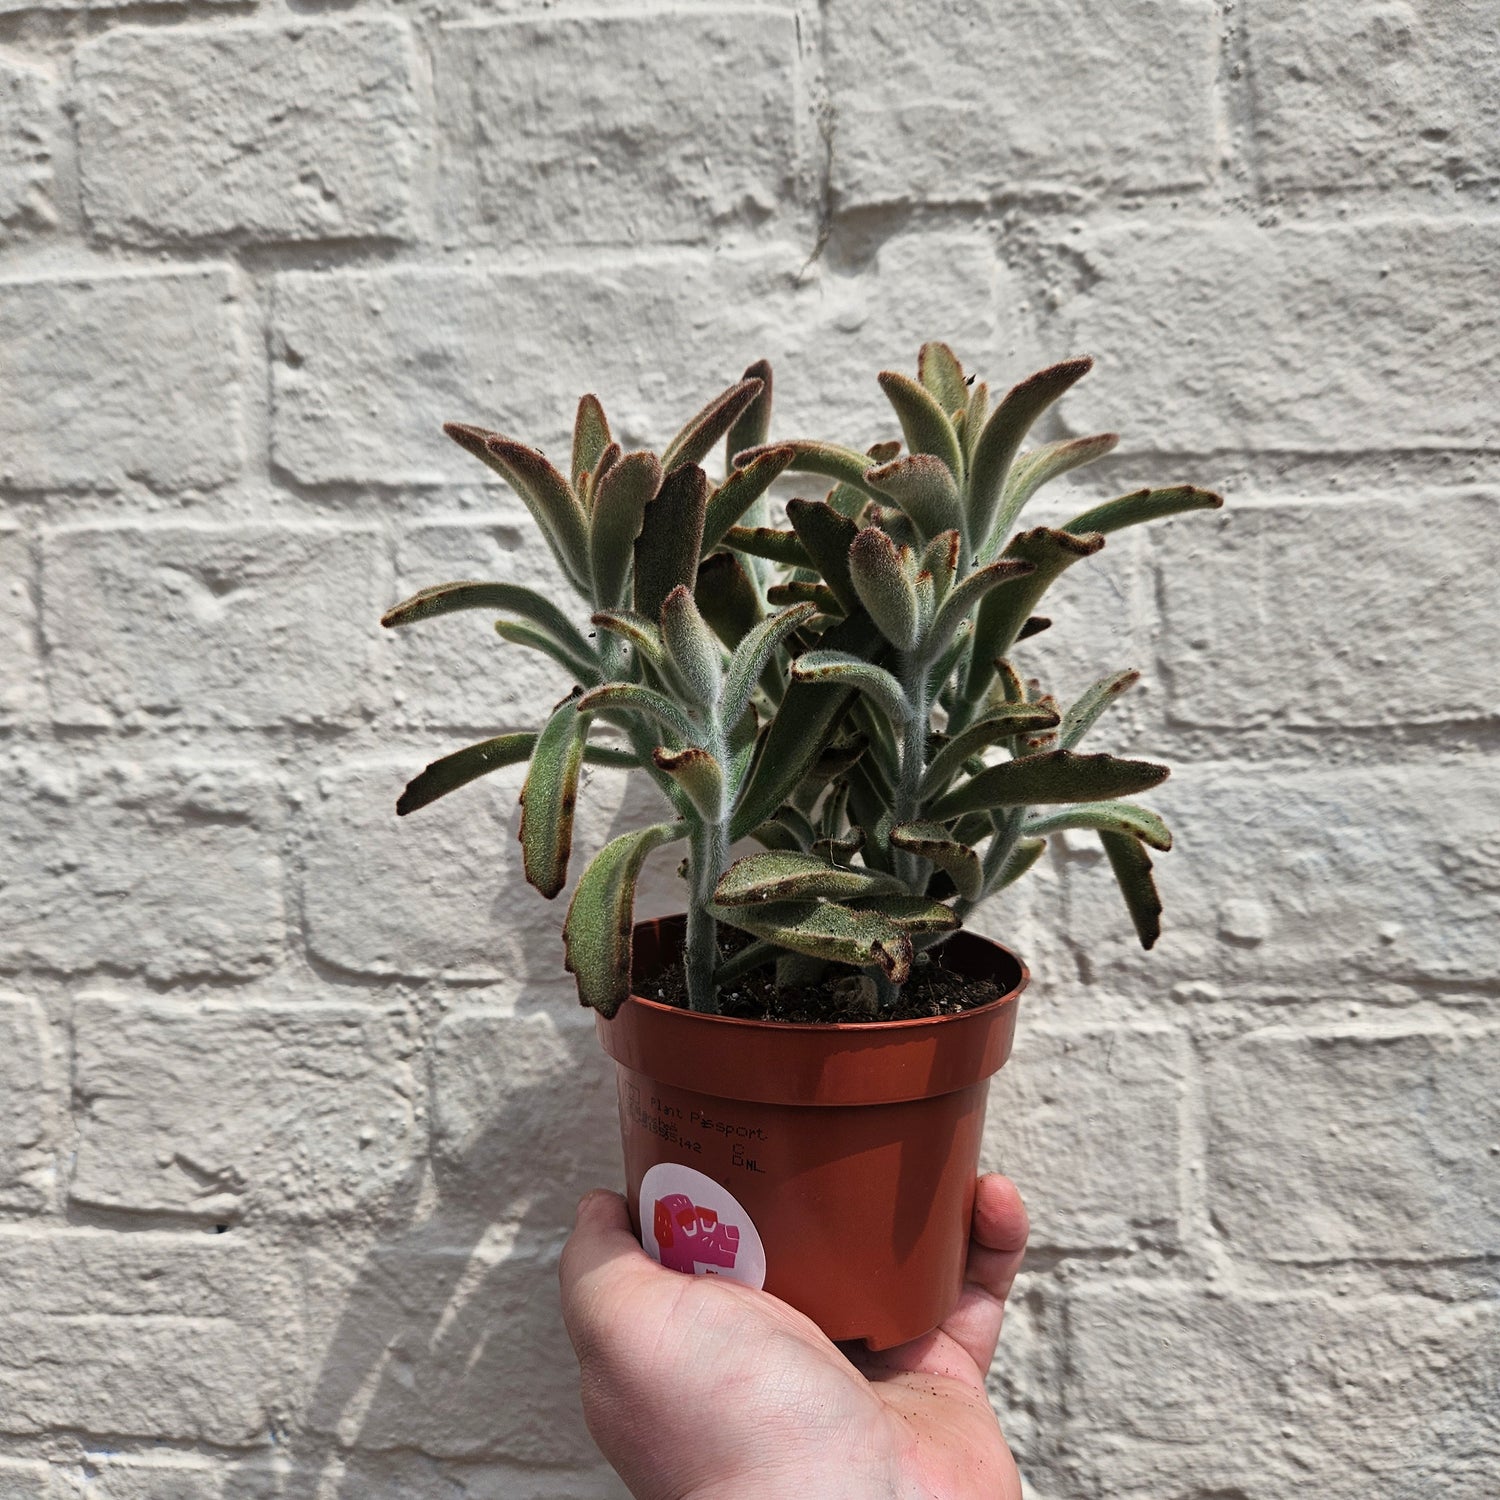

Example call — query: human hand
[559,1174,1028,1500]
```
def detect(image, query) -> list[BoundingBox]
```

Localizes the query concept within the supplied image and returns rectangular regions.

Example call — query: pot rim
[616,915,1028,1031]
[615,973,1023,1033]
[597,918,1027,1106]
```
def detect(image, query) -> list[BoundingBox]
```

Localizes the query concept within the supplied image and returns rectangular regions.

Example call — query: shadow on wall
[298,1004,621,1489]
[293,790,688,1492]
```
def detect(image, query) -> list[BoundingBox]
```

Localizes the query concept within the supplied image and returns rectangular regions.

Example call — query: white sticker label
[639,1162,767,1290]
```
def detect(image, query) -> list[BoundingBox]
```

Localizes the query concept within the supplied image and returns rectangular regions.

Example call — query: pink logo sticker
[639,1163,766,1288]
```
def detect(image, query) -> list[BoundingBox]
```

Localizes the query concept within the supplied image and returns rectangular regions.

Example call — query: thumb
[558,1189,656,1321]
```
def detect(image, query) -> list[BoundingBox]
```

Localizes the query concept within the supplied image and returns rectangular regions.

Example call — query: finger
[936,1174,1029,1376]
[557,1189,658,1344]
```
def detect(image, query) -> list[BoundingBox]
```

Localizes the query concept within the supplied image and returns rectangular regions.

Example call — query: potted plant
[382,345,1219,1349]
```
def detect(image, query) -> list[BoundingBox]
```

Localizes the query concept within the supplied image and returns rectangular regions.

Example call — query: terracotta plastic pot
[595,915,1028,1350]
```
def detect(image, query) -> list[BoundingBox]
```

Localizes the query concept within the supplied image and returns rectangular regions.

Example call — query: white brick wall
[0,3,1494,1497]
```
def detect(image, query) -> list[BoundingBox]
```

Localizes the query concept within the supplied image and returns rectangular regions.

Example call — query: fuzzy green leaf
[1060,671,1141,749]
[749,819,806,853]
[919,703,1063,798]
[812,827,865,864]
[725,359,774,467]
[634,464,708,621]
[926,556,1034,663]
[590,451,663,607]
[571,395,612,499]
[847,893,960,934]
[790,650,910,725]
[992,835,1046,892]
[720,601,817,734]
[1063,485,1224,537]
[878,369,964,481]
[711,899,916,983]
[445,425,591,593]
[1100,831,1163,949]
[726,702,759,792]
[381,580,591,665]
[991,432,1120,549]
[593,441,622,490]
[919,341,969,418]
[963,527,1105,703]
[967,358,1093,555]
[563,822,685,1017]
[1024,801,1172,851]
[768,802,818,850]
[919,530,961,603]
[963,381,990,467]
[889,822,983,901]
[865,454,966,542]
[518,693,590,899]
[589,609,667,671]
[786,498,862,614]
[576,682,698,745]
[731,614,871,839]
[722,525,814,568]
[848,527,919,651]
[702,446,795,553]
[694,553,763,651]
[493,619,600,684]
[735,439,884,498]
[929,749,1170,821]
[662,378,764,473]
[713,850,904,906]
[397,732,636,816]
[767,581,845,614]
[660,584,722,709]
[989,658,1028,708]
[796,736,869,796]
[651,745,725,821]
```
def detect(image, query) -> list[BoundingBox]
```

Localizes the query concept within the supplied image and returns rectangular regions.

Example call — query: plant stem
[685,818,725,1013]
[893,655,929,891]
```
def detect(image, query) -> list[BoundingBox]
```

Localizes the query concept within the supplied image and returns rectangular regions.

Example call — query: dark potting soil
[644,933,1002,1024]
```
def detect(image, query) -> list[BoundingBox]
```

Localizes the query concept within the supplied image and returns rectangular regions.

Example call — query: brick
[986,1027,1183,1250]
[0,1230,297,1443]
[271,237,1011,486]
[1160,496,1500,728]
[1048,220,1500,452]
[1062,758,1500,995]
[220,1455,625,1499]
[0,57,54,241]
[1249,0,1500,190]
[43,524,387,729]
[0,1458,50,1498]
[0,269,243,491]
[982,1286,1057,1471]
[77,20,420,245]
[0,529,41,723]
[0,0,239,9]
[436,9,799,246]
[303,1240,594,1462]
[431,1010,622,1230]
[0,758,284,980]
[70,996,418,1225]
[1207,1027,1500,1261]
[826,0,1218,205]
[388,521,578,730]
[0,994,51,1213]
[84,1458,225,1498]
[1067,1286,1499,1497]
[301,759,671,981]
